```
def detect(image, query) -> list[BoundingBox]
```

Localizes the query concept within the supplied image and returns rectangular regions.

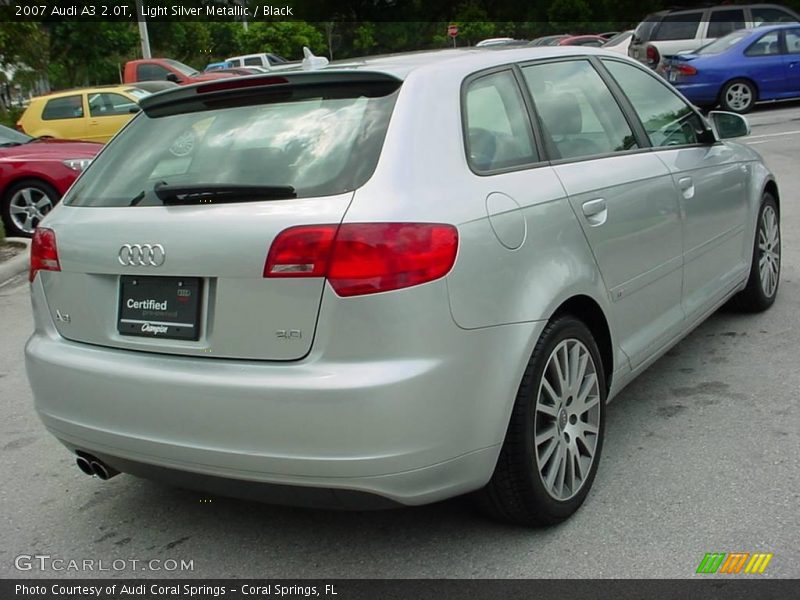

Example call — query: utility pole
[135,0,152,58]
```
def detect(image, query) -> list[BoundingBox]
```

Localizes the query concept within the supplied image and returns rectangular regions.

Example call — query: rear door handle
[678,176,695,199]
[581,198,607,226]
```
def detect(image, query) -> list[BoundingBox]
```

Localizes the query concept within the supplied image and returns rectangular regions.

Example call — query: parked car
[208,67,270,76]
[17,86,150,143]
[204,61,234,72]
[601,30,634,55]
[225,53,290,69]
[529,35,570,47]
[26,47,780,526]
[629,3,799,68]
[558,35,608,47]
[664,24,800,113]
[0,124,100,237]
[123,59,233,85]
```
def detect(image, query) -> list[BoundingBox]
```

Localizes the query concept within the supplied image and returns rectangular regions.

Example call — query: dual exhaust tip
[75,454,119,480]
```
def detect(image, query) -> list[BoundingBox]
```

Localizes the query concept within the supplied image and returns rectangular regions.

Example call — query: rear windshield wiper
[153,182,296,205]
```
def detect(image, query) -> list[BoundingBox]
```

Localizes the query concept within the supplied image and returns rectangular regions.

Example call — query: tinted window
[42,95,84,120]
[752,7,797,26]
[652,13,703,41]
[137,64,170,81]
[522,60,637,160]
[88,93,138,117]
[707,9,746,38]
[65,83,400,207]
[786,29,800,54]
[464,70,537,171]
[244,57,263,66]
[745,31,781,56]
[603,60,706,147]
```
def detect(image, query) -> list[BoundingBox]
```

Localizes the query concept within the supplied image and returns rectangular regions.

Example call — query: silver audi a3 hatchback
[26,47,781,526]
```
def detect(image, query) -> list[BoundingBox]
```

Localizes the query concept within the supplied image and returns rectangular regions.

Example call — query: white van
[225,53,289,69]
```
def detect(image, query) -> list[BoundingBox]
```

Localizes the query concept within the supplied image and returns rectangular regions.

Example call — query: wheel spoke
[535,425,557,447]
[541,377,560,405]
[539,437,558,468]
[545,442,563,491]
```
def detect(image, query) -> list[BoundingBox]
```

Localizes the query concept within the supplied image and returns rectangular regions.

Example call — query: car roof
[648,2,799,17]
[33,85,141,100]
[273,46,628,80]
[140,46,647,113]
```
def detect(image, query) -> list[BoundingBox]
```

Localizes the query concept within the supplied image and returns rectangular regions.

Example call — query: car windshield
[0,124,33,146]
[164,59,200,77]
[697,30,751,54]
[65,82,400,207]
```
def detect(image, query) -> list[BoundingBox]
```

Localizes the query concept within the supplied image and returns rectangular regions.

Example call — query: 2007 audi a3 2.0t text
[25,46,781,526]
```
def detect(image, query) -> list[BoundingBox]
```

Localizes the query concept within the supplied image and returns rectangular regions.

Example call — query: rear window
[64,82,400,207]
[652,13,703,41]
[697,30,750,54]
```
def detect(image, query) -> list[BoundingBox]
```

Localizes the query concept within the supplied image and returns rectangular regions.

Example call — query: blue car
[664,24,800,113]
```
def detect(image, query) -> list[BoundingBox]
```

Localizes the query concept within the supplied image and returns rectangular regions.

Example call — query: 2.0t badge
[118,244,166,267]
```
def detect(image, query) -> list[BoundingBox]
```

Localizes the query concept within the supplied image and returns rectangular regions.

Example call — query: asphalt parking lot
[1,101,799,580]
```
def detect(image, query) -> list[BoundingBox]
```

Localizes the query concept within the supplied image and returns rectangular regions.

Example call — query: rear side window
[603,60,705,147]
[244,57,263,66]
[745,31,781,56]
[707,9,746,38]
[137,64,170,81]
[752,7,797,26]
[65,82,400,207]
[652,13,703,41]
[785,29,800,54]
[42,95,84,120]
[522,60,637,161]
[463,70,537,172]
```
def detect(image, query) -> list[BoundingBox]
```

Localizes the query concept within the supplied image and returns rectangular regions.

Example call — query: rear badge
[276,329,302,340]
[55,310,71,323]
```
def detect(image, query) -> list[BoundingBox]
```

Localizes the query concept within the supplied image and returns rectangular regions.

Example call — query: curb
[0,237,31,285]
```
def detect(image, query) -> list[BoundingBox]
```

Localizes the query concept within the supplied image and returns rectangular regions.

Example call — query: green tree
[44,22,138,88]
[237,22,325,60]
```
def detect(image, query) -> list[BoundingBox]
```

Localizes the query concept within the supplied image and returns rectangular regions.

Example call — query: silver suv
[629,3,799,68]
[26,48,780,526]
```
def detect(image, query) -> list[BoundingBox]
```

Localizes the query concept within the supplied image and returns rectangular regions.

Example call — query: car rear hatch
[36,72,401,361]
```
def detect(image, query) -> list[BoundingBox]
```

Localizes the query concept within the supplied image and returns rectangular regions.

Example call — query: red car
[0,125,101,237]
[558,35,608,47]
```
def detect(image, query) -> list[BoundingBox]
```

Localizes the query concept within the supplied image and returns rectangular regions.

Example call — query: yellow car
[17,86,150,143]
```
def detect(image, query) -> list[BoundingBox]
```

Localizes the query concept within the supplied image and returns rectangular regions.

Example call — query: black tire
[1,179,60,238]
[719,79,757,114]
[475,315,607,526]
[730,193,780,312]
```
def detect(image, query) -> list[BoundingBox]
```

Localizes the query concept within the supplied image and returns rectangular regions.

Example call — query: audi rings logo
[118,244,166,267]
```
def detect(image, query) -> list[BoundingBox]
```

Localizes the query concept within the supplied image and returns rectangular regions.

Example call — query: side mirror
[166,73,180,84]
[708,111,750,139]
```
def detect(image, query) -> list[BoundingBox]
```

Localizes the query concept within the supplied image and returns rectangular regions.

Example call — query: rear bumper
[26,278,542,506]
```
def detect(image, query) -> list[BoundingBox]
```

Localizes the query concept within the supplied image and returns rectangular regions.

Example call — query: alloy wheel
[534,338,601,501]
[9,187,54,235]
[758,204,780,298]
[725,83,753,112]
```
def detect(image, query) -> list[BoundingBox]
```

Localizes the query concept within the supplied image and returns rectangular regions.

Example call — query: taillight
[676,64,697,76]
[646,44,660,67]
[29,227,61,282]
[264,225,337,278]
[15,122,25,133]
[264,223,459,297]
